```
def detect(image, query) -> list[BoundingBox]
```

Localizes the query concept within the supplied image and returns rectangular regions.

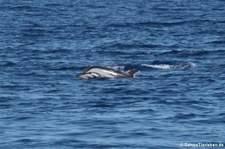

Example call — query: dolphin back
[77,66,139,79]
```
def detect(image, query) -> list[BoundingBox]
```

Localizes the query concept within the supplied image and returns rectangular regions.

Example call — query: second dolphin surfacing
[77,66,138,79]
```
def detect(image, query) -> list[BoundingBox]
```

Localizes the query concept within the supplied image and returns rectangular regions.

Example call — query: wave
[106,19,214,28]
[96,42,159,50]
[207,40,225,44]
[0,61,16,67]
[159,49,206,56]
[159,49,225,57]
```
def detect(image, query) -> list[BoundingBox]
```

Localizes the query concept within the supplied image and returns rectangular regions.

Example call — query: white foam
[142,62,197,69]
[187,62,197,68]
[142,64,172,69]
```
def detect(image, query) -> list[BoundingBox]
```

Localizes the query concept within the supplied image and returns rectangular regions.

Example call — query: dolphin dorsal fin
[126,69,139,77]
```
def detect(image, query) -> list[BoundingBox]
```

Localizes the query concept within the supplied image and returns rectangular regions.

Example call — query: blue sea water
[1,0,225,148]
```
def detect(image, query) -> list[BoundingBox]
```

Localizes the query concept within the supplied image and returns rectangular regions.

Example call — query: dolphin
[77,66,138,79]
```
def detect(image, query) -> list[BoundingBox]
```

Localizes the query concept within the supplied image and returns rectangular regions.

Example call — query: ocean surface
[1,0,225,148]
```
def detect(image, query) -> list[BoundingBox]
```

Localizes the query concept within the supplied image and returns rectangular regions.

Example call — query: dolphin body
[77,66,138,79]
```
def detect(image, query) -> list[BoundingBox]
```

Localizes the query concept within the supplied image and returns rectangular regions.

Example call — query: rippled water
[1,0,225,148]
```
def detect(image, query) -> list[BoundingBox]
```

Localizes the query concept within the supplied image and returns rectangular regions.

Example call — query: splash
[142,62,197,69]
[141,64,172,69]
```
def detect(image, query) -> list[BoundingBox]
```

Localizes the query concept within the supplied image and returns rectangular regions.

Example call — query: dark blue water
[1,0,225,148]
